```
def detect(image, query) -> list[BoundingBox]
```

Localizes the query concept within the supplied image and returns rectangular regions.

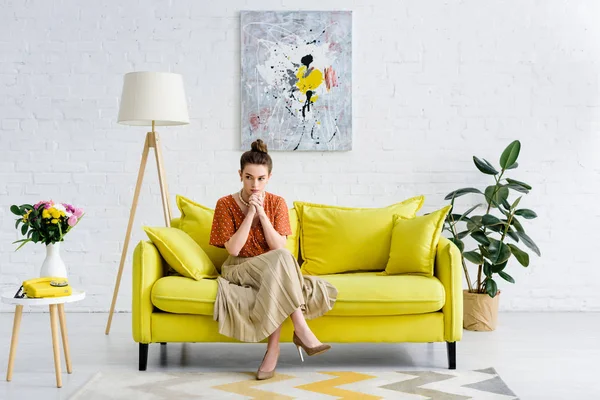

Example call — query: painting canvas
[241,11,352,151]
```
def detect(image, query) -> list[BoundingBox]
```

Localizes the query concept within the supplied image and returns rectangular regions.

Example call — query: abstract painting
[241,11,352,151]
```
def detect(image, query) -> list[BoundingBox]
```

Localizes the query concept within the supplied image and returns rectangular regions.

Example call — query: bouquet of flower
[10,200,84,250]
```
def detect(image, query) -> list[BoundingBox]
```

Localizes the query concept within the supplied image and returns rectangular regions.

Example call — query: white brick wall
[1,0,599,312]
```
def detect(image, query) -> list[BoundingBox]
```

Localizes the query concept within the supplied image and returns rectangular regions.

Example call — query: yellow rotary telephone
[14,277,72,299]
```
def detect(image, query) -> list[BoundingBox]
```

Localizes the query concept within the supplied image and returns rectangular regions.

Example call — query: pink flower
[33,201,45,210]
[73,208,84,218]
[63,203,75,214]
[44,200,55,209]
[68,215,78,226]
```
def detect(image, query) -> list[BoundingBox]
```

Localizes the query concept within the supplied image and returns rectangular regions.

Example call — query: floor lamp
[105,72,189,335]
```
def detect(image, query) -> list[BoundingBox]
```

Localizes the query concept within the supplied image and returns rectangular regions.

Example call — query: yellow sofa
[132,214,463,371]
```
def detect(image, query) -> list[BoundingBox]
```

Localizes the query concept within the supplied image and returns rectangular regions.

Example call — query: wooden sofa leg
[446,342,456,370]
[139,343,149,371]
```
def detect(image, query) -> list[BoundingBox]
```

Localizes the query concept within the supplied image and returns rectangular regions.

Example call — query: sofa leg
[446,342,456,370]
[139,343,149,371]
[160,342,166,346]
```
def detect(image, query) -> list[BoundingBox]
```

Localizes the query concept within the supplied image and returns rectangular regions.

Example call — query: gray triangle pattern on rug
[381,371,471,400]
[466,368,519,398]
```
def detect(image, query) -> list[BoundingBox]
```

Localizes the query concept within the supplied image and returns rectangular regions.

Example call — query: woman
[209,139,338,380]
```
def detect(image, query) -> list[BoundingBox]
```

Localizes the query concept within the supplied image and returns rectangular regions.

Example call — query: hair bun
[251,139,268,154]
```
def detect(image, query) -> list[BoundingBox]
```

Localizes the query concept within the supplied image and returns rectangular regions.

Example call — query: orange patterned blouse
[209,192,292,258]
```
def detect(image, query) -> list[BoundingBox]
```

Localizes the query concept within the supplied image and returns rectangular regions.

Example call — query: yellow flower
[23,210,31,222]
[51,219,59,224]
[50,209,61,219]
[42,209,51,219]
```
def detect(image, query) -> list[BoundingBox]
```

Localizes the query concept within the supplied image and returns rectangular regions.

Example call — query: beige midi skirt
[213,248,338,343]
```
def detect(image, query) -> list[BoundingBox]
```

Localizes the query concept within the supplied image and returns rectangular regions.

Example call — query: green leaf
[506,162,519,170]
[510,216,524,233]
[499,271,515,283]
[13,239,32,251]
[487,223,503,233]
[482,158,497,172]
[508,244,529,266]
[20,224,27,236]
[471,231,490,245]
[500,140,521,169]
[482,214,504,226]
[506,183,530,194]
[463,251,484,264]
[10,205,22,216]
[506,178,532,190]
[483,262,493,277]
[491,261,507,272]
[448,214,468,224]
[15,219,21,229]
[485,185,509,208]
[449,237,464,252]
[515,209,537,219]
[511,196,522,210]
[485,278,499,297]
[515,231,541,256]
[506,227,520,242]
[457,230,470,239]
[461,204,481,219]
[32,231,40,243]
[473,156,499,175]
[467,216,484,232]
[444,187,484,200]
[488,239,511,264]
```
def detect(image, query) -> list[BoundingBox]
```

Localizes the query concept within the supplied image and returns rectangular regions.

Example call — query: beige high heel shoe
[293,331,331,362]
[256,349,279,380]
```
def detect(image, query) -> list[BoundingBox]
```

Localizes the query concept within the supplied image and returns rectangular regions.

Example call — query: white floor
[0,312,598,399]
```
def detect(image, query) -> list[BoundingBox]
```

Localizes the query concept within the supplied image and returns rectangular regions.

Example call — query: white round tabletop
[1,289,85,306]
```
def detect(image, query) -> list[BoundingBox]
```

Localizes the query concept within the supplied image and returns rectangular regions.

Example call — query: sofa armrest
[434,237,463,342]
[132,240,165,344]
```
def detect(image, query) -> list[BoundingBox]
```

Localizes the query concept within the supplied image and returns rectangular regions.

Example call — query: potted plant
[10,200,84,278]
[443,140,540,331]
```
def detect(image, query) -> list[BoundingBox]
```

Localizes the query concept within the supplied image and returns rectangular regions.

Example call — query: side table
[2,289,86,388]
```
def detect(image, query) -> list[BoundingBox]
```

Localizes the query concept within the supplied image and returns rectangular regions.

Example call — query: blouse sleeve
[272,198,293,237]
[209,198,236,248]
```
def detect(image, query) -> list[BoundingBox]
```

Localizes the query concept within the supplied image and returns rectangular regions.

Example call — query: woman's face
[239,164,271,197]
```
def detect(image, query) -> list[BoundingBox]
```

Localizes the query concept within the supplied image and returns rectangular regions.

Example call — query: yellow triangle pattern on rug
[296,371,381,399]
[71,368,519,399]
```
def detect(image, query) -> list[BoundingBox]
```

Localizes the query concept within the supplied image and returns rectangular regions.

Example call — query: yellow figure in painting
[296,55,323,118]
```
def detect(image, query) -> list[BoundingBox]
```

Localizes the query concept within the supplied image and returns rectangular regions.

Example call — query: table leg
[57,304,72,374]
[6,305,23,382]
[49,304,62,388]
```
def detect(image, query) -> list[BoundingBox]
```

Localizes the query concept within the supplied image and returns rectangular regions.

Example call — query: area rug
[70,367,518,399]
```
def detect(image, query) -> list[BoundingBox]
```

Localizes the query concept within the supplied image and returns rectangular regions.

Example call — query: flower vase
[40,242,68,278]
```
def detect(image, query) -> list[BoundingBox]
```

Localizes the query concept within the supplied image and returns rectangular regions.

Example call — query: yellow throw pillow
[177,195,300,267]
[287,207,300,258]
[143,226,218,280]
[294,196,425,275]
[384,205,452,276]
[176,195,230,272]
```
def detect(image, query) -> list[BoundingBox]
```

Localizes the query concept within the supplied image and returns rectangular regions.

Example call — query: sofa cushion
[384,205,452,277]
[143,226,218,280]
[176,195,231,272]
[152,276,218,316]
[294,196,425,275]
[320,272,445,315]
[176,195,300,270]
[151,272,445,317]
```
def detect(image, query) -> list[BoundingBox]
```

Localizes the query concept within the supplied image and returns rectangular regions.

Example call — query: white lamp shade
[117,71,189,126]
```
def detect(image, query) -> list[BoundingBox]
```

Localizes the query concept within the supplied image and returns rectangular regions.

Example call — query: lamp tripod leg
[105,134,151,335]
